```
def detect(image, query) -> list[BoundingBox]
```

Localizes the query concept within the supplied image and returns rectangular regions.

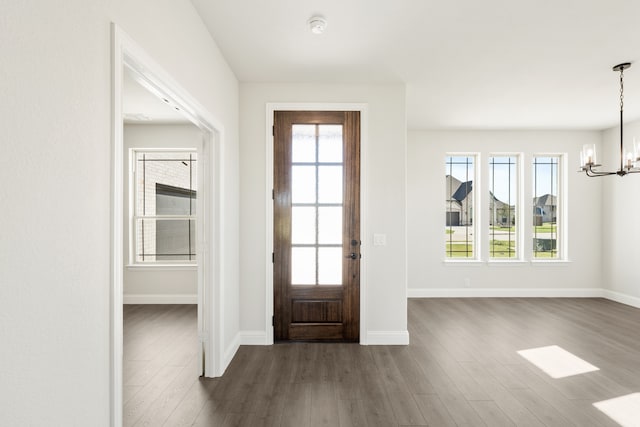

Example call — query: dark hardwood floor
[123,298,640,426]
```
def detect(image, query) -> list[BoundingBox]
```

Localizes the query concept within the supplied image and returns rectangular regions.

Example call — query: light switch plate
[373,233,387,246]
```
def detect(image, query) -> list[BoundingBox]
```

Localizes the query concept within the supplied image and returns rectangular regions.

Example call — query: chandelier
[579,62,640,177]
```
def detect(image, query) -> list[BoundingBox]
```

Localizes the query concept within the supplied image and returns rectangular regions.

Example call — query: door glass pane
[318,125,343,162]
[292,125,316,163]
[292,166,316,203]
[318,206,342,244]
[292,247,316,285]
[318,247,342,285]
[292,206,316,244]
[318,166,343,203]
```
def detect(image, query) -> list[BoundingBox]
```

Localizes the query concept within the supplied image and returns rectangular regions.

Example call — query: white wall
[239,83,408,342]
[123,124,201,302]
[407,130,603,295]
[602,119,640,304]
[0,1,239,425]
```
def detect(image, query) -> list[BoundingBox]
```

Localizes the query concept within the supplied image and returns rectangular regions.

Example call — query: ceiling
[191,0,640,130]
[123,68,190,124]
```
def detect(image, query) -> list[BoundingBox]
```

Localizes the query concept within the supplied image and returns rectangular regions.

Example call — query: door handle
[347,252,360,260]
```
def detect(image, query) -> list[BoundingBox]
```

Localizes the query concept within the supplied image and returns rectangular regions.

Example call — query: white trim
[366,330,410,345]
[123,294,197,304]
[126,264,197,271]
[265,103,369,345]
[602,290,640,309]
[239,331,270,345]
[407,287,604,298]
[111,24,226,427]
[110,26,124,427]
[223,333,241,369]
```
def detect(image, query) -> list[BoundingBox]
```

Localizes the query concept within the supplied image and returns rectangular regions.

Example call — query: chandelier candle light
[579,62,640,177]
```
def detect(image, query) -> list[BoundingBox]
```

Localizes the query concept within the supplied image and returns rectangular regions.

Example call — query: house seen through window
[445,155,476,258]
[533,156,559,258]
[489,156,518,258]
[134,151,197,263]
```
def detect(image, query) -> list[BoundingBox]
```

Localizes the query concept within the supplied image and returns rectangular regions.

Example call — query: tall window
[489,156,518,258]
[532,156,559,258]
[445,155,476,258]
[133,150,197,263]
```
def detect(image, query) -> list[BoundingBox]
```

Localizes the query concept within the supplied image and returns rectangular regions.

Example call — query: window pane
[292,247,316,285]
[533,157,559,258]
[318,125,343,163]
[292,166,316,203]
[318,206,342,244]
[445,156,475,258]
[156,184,196,215]
[318,247,342,285]
[292,125,316,163]
[135,218,196,262]
[134,151,197,264]
[489,156,518,259]
[318,166,342,203]
[136,152,196,216]
[292,206,316,244]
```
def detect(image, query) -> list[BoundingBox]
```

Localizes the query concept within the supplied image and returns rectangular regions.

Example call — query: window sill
[443,259,484,266]
[487,260,528,266]
[126,264,198,271]
[530,259,571,266]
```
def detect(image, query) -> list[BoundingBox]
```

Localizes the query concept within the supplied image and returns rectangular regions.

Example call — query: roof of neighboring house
[490,192,510,209]
[534,194,556,206]
[445,175,463,199]
[451,180,473,202]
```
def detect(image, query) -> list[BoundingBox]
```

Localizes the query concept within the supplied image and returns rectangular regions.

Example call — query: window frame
[444,153,481,262]
[129,148,198,267]
[531,153,567,262]
[487,153,523,262]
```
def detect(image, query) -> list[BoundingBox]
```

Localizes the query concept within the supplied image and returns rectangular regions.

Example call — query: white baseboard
[222,333,241,373]
[407,288,604,298]
[240,330,269,345]
[366,330,410,345]
[602,290,640,309]
[123,293,197,304]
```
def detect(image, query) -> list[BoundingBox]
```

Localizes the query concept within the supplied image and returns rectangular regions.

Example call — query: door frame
[265,103,368,345]
[111,24,226,426]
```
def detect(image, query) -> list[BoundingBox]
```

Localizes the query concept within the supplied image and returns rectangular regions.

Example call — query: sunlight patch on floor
[517,345,599,379]
[594,393,640,427]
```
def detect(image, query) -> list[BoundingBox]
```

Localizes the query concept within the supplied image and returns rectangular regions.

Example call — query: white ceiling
[191,0,640,130]
[123,68,190,124]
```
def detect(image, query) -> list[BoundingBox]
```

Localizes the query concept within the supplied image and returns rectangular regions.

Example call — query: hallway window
[133,150,197,263]
[445,155,477,259]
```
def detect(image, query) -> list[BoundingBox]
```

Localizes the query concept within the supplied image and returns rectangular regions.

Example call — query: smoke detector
[308,16,327,34]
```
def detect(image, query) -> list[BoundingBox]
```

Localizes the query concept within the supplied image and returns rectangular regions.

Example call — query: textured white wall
[601,119,640,301]
[239,83,408,339]
[407,130,603,294]
[123,124,202,299]
[0,1,239,425]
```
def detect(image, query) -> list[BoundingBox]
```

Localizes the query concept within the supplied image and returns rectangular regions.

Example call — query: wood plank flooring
[124,298,640,426]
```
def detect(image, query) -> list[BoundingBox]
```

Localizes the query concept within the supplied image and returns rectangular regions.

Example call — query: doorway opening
[111,24,225,426]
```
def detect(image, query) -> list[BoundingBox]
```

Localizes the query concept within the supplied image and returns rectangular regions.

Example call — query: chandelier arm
[584,165,616,177]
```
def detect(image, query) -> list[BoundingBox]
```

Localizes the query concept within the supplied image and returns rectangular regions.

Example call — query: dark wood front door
[274,111,360,341]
